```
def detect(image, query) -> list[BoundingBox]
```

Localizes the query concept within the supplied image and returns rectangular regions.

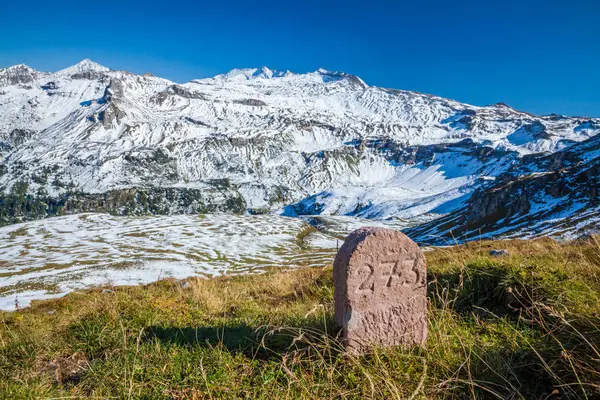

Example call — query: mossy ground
[1,238,599,399]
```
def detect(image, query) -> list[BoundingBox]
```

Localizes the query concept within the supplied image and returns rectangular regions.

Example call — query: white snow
[0,213,341,310]
[55,59,110,76]
[1,59,598,219]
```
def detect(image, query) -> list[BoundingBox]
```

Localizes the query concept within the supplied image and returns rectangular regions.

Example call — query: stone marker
[333,227,427,352]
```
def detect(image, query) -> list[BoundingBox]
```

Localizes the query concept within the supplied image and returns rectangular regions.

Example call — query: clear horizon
[2,0,599,117]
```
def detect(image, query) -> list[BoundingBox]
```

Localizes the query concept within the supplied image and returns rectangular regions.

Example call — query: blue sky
[1,0,599,117]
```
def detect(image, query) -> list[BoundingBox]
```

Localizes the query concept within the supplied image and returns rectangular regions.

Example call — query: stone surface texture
[333,227,427,352]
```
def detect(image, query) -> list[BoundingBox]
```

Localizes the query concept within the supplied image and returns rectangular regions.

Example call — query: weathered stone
[333,227,427,352]
[489,249,510,257]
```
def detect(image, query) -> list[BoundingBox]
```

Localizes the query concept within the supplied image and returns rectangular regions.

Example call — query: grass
[295,225,319,249]
[1,237,599,399]
[8,226,28,240]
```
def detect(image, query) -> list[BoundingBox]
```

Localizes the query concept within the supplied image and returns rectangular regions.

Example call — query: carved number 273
[357,259,418,292]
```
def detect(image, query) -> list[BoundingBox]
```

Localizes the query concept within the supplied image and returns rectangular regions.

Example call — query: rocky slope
[406,133,600,243]
[1,59,599,237]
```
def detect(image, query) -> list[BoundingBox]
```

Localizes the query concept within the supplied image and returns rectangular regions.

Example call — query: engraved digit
[357,264,375,292]
[399,258,418,286]
[412,255,423,285]
[382,261,397,287]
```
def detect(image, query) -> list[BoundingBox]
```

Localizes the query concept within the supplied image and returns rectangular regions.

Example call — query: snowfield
[1,60,600,308]
[0,213,338,310]
[1,209,597,310]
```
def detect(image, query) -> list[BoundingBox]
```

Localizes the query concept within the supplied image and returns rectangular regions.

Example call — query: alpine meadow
[1,2,600,397]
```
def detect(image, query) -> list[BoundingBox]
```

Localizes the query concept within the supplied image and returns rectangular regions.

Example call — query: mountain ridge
[0,59,599,240]
[1,58,589,118]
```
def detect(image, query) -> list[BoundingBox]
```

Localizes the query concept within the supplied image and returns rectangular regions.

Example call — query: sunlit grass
[0,237,599,399]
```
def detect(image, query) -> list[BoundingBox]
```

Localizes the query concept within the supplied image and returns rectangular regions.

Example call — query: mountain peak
[1,63,35,73]
[0,64,41,86]
[214,66,294,82]
[56,59,110,76]
[313,68,368,87]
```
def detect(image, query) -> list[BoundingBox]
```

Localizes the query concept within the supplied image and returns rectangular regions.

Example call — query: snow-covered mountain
[1,59,599,239]
[406,132,600,243]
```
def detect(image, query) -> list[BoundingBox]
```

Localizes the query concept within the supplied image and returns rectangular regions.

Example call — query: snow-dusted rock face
[406,133,600,243]
[0,59,599,235]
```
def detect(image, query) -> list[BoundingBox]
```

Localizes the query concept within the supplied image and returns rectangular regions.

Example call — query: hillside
[407,133,600,243]
[1,60,599,237]
[1,238,599,399]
